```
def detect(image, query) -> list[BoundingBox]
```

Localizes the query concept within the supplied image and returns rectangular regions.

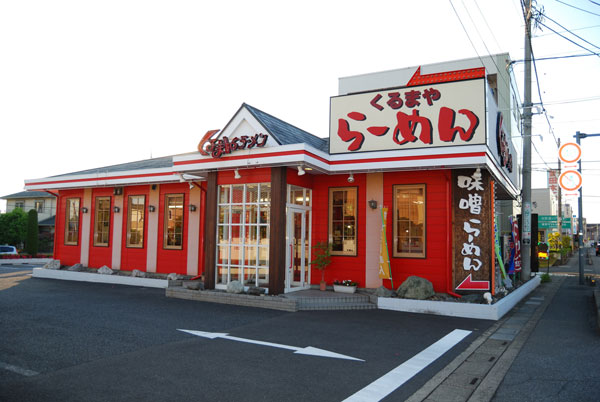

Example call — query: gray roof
[38,216,55,226]
[1,191,56,199]
[48,156,173,178]
[244,104,328,152]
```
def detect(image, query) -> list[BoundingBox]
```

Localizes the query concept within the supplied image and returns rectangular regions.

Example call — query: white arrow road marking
[343,329,472,402]
[178,329,364,361]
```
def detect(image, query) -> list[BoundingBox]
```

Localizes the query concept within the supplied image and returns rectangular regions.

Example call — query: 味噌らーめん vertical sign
[329,78,485,154]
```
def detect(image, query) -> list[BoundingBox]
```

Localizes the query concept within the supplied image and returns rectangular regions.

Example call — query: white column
[365,173,384,288]
[111,194,124,270]
[186,185,201,276]
[146,185,160,273]
[80,188,92,266]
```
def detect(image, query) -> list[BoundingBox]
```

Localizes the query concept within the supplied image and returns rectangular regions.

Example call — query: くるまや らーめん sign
[329,78,485,154]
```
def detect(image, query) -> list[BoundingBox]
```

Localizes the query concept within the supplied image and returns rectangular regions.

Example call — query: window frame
[392,184,427,259]
[163,193,185,250]
[328,186,358,257]
[35,200,44,213]
[64,198,80,246]
[126,195,146,248]
[93,196,111,247]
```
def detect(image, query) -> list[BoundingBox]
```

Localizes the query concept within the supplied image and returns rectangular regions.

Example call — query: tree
[0,208,28,248]
[25,209,39,256]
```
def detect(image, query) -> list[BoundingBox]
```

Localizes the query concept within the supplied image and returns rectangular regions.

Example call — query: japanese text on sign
[205,133,268,158]
[458,169,485,273]
[330,78,486,154]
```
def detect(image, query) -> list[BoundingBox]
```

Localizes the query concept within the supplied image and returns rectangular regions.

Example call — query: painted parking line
[0,361,39,377]
[343,329,472,402]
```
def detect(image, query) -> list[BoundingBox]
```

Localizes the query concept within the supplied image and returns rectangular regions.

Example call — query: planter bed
[377,275,541,320]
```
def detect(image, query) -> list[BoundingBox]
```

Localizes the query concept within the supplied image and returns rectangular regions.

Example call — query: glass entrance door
[286,207,309,292]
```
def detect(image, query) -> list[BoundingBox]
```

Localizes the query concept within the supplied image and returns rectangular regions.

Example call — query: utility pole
[521,0,533,280]
[557,138,562,239]
[577,131,584,284]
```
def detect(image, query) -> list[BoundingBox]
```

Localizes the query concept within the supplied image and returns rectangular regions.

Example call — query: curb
[378,276,541,320]
[0,258,52,265]
[32,268,168,289]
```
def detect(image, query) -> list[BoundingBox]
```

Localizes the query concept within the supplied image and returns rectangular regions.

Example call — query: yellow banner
[378,207,391,279]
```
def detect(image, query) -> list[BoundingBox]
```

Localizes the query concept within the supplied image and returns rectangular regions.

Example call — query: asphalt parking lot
[0,268,494,402]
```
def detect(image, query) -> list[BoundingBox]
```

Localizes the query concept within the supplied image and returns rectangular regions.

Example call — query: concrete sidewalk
[406,273,599,402]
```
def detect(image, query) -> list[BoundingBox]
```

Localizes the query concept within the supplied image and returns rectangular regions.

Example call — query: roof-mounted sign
[199,133,269,158]
[329,78,486,154]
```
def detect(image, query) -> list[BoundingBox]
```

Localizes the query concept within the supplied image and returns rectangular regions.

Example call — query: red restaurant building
[25,54,520,296]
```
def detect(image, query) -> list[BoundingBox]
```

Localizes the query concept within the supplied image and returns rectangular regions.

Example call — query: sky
[1,0,599,222]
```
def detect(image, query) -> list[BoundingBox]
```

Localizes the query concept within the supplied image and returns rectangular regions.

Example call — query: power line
[536,19,600,56]
[540,12,600,51]
[553,0,600,17]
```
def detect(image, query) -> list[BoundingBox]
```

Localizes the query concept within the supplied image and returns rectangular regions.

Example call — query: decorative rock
[247,286,266,296]
[183,281,204,291]
[167,273,181,281]
[43,260,61,270]
[396,276,435,300]
[131,269,146,278]
[374,286,395,298]
[67,263,84,272]
[226,280,244,294]
[97,266,114,275]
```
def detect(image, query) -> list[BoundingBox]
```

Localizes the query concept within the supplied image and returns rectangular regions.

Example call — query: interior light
[234,169,241,180]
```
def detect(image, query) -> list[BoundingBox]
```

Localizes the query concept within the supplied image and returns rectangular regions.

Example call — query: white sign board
[329,78,486,154]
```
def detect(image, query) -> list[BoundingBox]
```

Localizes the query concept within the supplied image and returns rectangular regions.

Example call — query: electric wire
[553,0,600,17]
[540,12,600,51]
[536,19,600,56]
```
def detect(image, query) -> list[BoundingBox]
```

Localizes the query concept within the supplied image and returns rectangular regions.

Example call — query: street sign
[559,170,582,192]
[538,215,557,229]
[558,142,581,164]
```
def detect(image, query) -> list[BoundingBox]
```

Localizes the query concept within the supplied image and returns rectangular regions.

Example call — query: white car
[0,245,18,256]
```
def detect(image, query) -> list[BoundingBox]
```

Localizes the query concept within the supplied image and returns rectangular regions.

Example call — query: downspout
[446,173,461,298]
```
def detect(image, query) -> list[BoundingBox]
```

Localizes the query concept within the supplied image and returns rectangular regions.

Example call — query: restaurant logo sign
[329,78,485,154]
[452,168,492,292]
[198,133,269,158]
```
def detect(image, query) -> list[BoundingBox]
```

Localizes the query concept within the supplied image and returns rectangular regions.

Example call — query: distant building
[1,190,57,251]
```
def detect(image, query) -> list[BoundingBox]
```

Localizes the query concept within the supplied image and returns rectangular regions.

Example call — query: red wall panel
[88,188,114,269]
[311,173,367,287]
[54,189,84,266]
[217,168,271,185]
[120,185,149,271]
[156,183,189,275]
[383,170,452,292]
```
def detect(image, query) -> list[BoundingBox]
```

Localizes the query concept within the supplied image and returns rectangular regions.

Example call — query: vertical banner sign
[522,202,532,245]
[511,217,522,272]
[494,215,507,279]
[452,168,492,292]
[378,207,392,282]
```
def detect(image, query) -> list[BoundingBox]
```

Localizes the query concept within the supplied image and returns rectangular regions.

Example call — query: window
[127,195,145,248]
[93,197,111,247]
[393,184,426,258]
[35,200,44,213]
[164,194,184,249]
[329,187,357,256]
[15,201,24,209]
[217,183,270,287]
[65,198,80,245]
